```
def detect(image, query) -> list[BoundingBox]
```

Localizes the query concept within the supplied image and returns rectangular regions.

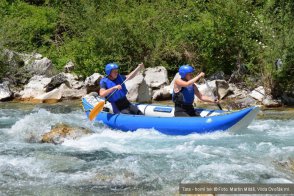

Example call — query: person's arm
[175,72,205,88]
[126,63,144,80]
[194,84,218,103]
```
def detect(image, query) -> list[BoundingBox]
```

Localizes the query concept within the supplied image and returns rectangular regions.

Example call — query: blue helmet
[105,63,119,76]
[179,65,194,78]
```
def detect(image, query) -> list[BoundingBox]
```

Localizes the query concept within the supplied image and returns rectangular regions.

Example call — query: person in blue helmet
[173,65,219,117]
[99,63,144,115]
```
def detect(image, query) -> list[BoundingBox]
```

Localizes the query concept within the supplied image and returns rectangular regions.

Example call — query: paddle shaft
[203,79,223,110]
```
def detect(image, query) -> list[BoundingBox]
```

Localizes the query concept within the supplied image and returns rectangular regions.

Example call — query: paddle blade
[89,101,105,121]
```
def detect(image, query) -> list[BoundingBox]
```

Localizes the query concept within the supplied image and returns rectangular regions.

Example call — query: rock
[25,57,53,75]
[216,80,232,100]
[275,159,294,175]
[262,96,282,107]
[34,88,62,103]
[195,80,216,103]
[64,73,84,89]
[59,83,87,99]
[144,66,169,88]
[19,75,52,99]
[0,81,12,101]
[227,84,248,99]
[126,74,152,102]
[45,73,68,92]
[1,49,24,67]
[229,96,257,109]
[152,85,172,100]
[249,86,265,102]
[84,73,103,93]
[64,61,75,73]
[41,123,91,144]
[208,71,225,80]
[281,93,294,106]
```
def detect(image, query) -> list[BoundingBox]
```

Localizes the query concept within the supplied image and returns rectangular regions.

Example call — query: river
[0,101,293,195]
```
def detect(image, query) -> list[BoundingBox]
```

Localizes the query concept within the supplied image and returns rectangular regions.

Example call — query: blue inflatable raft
[82,95,259,135]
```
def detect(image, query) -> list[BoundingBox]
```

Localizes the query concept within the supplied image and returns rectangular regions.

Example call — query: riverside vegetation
[0,0,294,102]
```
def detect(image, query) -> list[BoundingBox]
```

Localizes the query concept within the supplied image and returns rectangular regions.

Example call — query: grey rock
[26,57,53,75]
[216,80,232,100]
[126,74,152,102]
[19,75,52,99]
[84,73,103,93]
[144,66,169,88]
[0,81,12,101]
[45,73,68,92]
[227,84,248,99]
[249,86,265,102]
[262,96,282,107]
[64,61,75,73]
[59,84,87,99]
[152,85,171,101]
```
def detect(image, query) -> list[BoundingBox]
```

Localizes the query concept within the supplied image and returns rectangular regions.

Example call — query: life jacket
[100,74,128,103]
[172,82,195,105]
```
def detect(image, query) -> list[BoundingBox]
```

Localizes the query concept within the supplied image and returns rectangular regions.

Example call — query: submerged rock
[41,123,92,144]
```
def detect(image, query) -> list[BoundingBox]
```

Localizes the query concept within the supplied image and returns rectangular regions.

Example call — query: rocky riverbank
[1,49,293,108]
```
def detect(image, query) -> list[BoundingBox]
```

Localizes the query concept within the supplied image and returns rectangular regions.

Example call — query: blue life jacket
[100,74,128,103]
[172,83,195,105]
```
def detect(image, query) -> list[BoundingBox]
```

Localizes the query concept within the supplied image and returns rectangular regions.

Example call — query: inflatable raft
[82,95,259,135]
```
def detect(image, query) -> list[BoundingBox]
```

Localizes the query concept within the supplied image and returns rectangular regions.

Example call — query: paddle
[203,78,223,110]
[89,63,144,121]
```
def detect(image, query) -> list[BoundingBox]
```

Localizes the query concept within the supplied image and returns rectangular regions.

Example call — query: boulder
[216,80,232,100]
[19,75,52,99]
[64,73,84,89]
[195,80,216,103]
[144,66,169,88]
[64,61,75,73]
[84,73,103,93]
[45,73,68,92]
[59,83,87,99]
[229,96,257,109]
[34,88,62,103]
[262,96,282,107]
[25,57,53,75]
[152,85,172,100]
[227,84,248,99]
[0,81,12,101]
[41,123,91,144]
[249,86,265,102]
[126,74,152,102]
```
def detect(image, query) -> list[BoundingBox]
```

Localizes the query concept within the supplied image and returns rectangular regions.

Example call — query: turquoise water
[0,102,293,195]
